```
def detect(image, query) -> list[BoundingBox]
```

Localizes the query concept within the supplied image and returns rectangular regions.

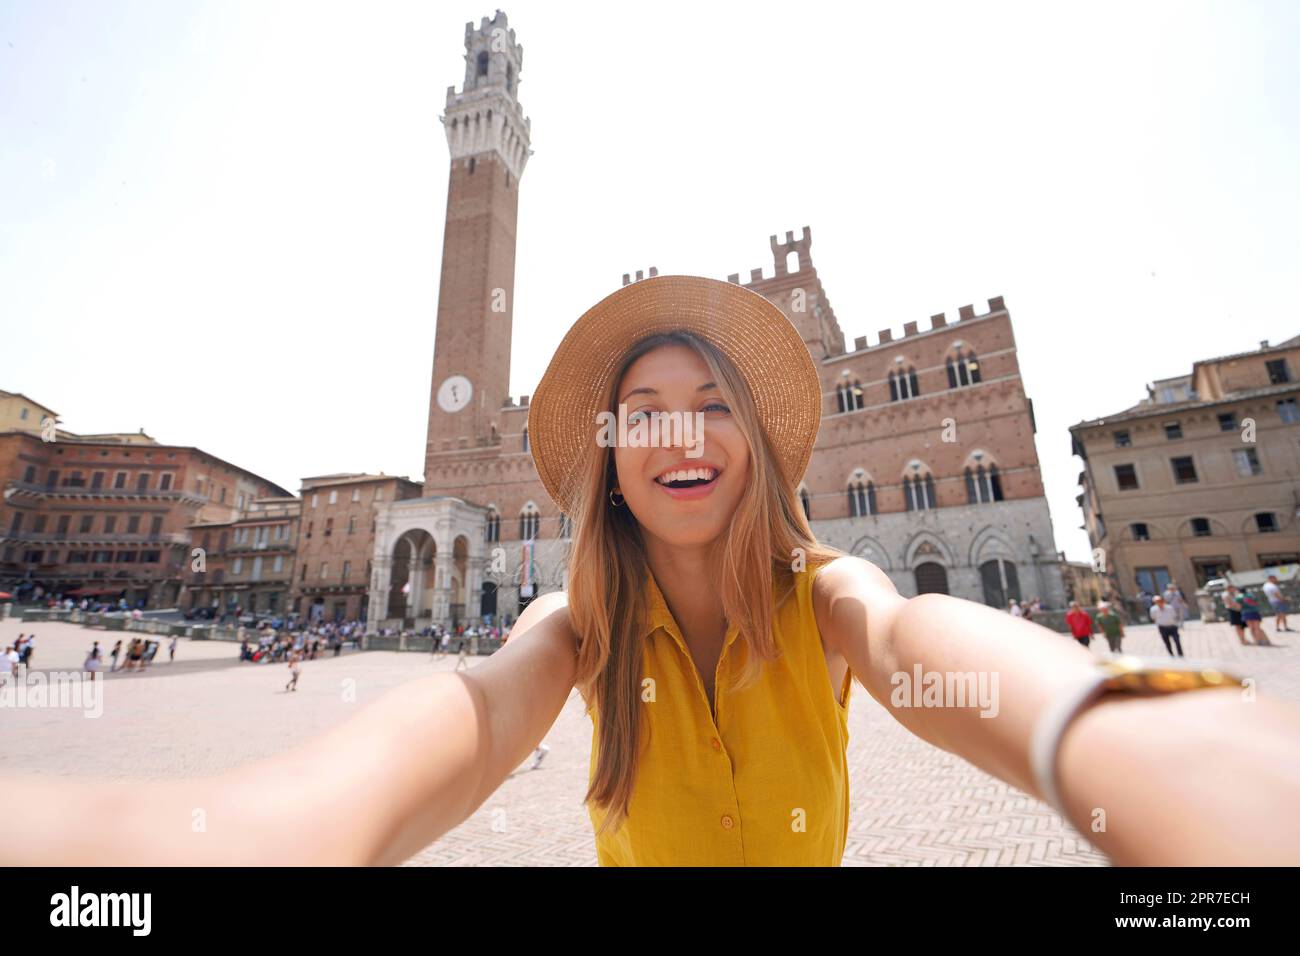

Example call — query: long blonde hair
[566,331,840,832]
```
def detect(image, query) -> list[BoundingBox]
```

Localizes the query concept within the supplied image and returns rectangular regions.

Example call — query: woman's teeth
[656,467,718,486]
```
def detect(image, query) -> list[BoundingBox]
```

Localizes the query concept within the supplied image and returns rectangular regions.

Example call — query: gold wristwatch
[1030,655,1248,815]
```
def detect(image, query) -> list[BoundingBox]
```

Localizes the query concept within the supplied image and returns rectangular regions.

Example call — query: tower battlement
[845,297,1009,353]
[621,267,659,286]
[728,225,814,285]
[770,226,812,276]
[461,10,524,88]
[443,9,532,180]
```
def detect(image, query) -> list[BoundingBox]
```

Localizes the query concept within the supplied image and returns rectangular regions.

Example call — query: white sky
[3,0,1298,560]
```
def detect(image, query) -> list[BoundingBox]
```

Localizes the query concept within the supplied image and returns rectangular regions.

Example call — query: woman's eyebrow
[618,382,718,404]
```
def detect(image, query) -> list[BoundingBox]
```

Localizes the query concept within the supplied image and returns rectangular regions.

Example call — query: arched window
[965,464,1004,504]
[521,426,529,453]
[890,367,920,401]
[476,50,489,77]
[519,505,539,541]
[847,479,875,518]
[506,62,514,93]
[834,379,864,413]
[948,349,982,388]
[903,469,937,511]
[484,509,500,543]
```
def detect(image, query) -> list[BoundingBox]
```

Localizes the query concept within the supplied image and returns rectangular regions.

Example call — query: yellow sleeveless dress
[587,565,852,865]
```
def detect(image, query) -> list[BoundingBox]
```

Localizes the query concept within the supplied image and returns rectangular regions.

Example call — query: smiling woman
[526,283,849,862]
[2,277,1299,868]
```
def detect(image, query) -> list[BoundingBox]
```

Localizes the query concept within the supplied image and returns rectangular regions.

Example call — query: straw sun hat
[528,274,822,515]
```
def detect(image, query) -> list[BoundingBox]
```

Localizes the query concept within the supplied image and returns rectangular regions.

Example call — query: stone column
[432,565,452,627]
[407,540,425,622]
[367,554,392,636]
[467,556,484,624]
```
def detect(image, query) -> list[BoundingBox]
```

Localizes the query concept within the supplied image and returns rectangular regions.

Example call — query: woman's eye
[627,409,652,424]
[702,402,730,414]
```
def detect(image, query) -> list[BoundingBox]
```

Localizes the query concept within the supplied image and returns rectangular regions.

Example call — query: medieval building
[366,10,1065,633]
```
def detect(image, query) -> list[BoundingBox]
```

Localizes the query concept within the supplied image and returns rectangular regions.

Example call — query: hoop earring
[609,489,625,507]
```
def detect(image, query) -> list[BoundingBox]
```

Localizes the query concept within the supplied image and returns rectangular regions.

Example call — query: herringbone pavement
[2,616,1293,866]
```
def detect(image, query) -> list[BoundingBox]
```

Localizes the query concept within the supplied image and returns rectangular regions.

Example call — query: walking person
[84,641,102,682]
[2,644,19,682]
[285,648,302,692]
[1150,594,1185,657]
[168,636,178,663]
[1007,599,1023,618]
[1164,584,1190,626]
[454,634,470,672]
[109,639,123,672]
[1065,601,1094,649]
[17,633,33,672]
[1240,590,1273,646]
[531,742,550,769]
[1263,575,1290,632]
[126,637,144,672]
[1095,602,1125,654]
[1223,585,1250,645]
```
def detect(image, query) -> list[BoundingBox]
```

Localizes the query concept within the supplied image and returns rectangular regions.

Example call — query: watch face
[437,375,473,413]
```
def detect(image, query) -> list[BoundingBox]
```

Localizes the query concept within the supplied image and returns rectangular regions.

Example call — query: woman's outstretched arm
[814,555,1300,865]
[0,592,578,867]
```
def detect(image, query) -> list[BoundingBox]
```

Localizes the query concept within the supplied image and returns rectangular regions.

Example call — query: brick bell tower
[424,10,531,488]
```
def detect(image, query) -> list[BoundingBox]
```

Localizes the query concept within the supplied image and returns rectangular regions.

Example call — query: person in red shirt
[1065,601,1094,648]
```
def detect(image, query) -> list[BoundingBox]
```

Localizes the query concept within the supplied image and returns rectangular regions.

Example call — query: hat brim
[528,275,822,515]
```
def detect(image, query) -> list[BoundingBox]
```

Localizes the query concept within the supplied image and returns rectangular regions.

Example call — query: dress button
[710,738,722,752]
[721,814,734,830]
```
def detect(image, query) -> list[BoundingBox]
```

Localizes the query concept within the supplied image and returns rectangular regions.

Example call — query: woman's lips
[654,473,720,501]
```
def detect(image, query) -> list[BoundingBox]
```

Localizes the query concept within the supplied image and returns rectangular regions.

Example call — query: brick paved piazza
[2,617,1296,866]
